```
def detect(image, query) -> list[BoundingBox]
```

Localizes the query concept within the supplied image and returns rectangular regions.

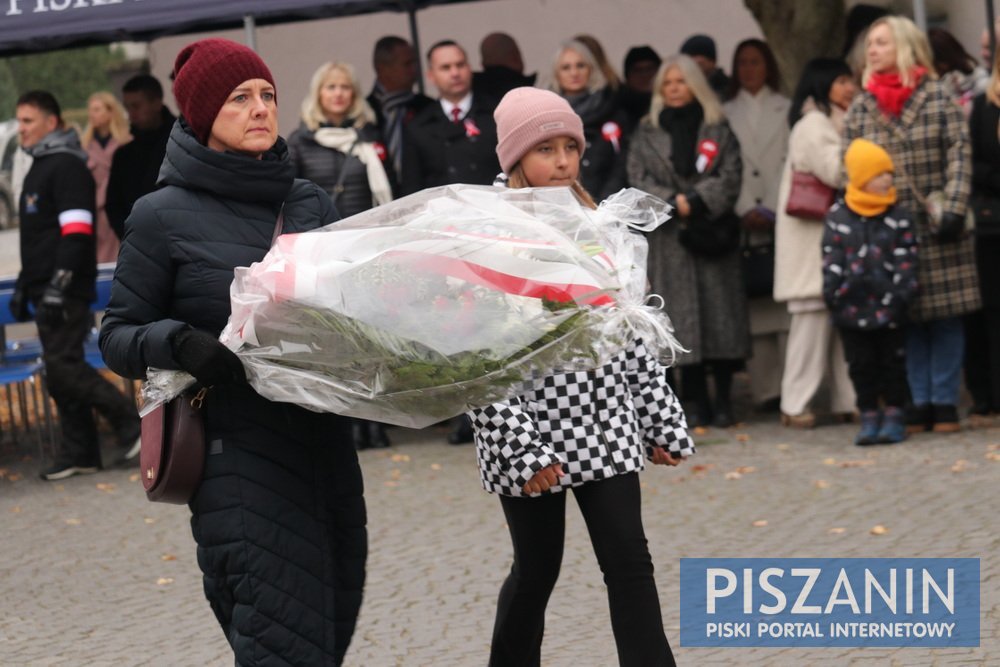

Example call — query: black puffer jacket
[287,122,393,218]
[99,119,365,666]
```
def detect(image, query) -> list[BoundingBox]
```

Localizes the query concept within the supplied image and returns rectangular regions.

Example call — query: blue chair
[0,275,51,452]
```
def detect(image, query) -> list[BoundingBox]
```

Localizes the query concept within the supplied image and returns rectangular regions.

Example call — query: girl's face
[556,48,591,95]
[866,23,898,74]
[661,66,694,107]
[207,78,278,158]
[863,171,894,195]
[319,69,355,121]
[88,99,111,131]
[735,46,768,94]
[828,74,858,110]
[519,135,581,187]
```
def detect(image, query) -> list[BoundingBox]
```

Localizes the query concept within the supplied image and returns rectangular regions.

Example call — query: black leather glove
[8,284,30,322]
[36,269,72,327]
[935,212,965,243]
[171,328,247,388]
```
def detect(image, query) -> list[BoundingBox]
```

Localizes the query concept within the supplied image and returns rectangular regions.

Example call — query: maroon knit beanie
[172,38,276,145]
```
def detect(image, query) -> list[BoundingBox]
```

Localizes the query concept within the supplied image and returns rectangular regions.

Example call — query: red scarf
[866,66,927,117]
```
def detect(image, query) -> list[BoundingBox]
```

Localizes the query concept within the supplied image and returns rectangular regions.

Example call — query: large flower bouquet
[143,185,678,427]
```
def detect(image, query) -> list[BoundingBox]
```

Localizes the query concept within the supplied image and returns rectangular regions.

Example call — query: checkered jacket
[470,340,694,497]
[843,79,981,321]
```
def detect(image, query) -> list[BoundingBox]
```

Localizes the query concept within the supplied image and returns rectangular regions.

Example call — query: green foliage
[1,45,125,116]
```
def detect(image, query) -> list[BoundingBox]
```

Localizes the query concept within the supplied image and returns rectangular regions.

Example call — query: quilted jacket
[99,119,365,666]
[471,340,694,497]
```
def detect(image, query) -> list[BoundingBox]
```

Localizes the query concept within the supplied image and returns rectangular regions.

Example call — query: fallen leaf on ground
[95,483,116,493]
[814,479,831,489]
[693,427,708,436]
[390,469,402,480]
[54,484,65,492]
[823,457,838,466]
[776,444,791,451]
[390,454,410,463]
[64,518,82,525]
[143,517,156,524]
[7,473,22,482]
[429,463,442,471]
[161,554,177,561]
[690,464,714,473]
[10,505,22,513]
[840,459,876,468]
[128,473,140,483]
[870,525,889,535]
[828,527,846,534]
[156,577,174,586]
[0,468,8,479]
[724,471,743,480]
[735,466,757,474]
[950,460,968,473]
[735,433,750,442]
[384,480,398,488]
[986,452,1000,462]
[752,520,768,527]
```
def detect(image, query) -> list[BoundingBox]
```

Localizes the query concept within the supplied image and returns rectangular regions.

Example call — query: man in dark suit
[366,36,434,184]
[401,40,500,443]
[472,32,536,102]
[401,40,500,196]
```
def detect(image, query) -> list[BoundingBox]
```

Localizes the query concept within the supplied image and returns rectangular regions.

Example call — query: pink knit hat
[172,38,276,145]
[494,87,586,174]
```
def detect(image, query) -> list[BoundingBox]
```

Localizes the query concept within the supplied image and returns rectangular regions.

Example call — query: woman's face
[866,23,898,74]
[660,66,694,108]
[828,74,858,110]
[88,99,111,131]
[319,69,355,121]
[735,46,768,94]
[207,78,278,158]
[556,48,591,95]
[519,135,581,187]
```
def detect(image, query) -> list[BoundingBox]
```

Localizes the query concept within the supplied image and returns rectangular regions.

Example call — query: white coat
[723,87,791,215]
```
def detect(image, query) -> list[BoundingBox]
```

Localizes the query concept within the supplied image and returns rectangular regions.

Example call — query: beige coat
[723,88,791,215]
[774,106,845,303]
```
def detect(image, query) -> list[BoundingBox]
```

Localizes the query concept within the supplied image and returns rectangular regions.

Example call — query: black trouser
[33,295,138,465]
[964,309,1000,412]
[491,473,675,667]
[839,326,908,411]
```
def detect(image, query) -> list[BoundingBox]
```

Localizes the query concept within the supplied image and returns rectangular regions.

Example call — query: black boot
[351,419,371,450]
[681,364,712,427]
[367,421,391,448]
[447,414,474,444]
[712,361,736,428]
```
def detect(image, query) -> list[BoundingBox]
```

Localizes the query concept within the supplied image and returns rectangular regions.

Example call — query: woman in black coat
[551,39,629,201]
[99,39,366,666]
[288,61,394,449]
[966,60,1000,418]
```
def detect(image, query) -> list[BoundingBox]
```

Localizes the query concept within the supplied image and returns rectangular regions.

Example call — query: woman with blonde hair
[551,39,629,201]
[844,15,978,433]
[628,54,750,427]
[288,61,394,450]
[82,91,130,262]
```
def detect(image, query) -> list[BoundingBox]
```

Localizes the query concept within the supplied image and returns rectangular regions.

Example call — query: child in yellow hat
[822,138,919,444]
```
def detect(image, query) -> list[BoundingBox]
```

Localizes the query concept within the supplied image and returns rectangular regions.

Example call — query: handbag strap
[329,138,359,206]
[270,205,285,247]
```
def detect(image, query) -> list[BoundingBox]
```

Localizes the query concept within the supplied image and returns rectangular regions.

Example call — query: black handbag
[970,191,1000,236]
[742,240,775,298]
[678,211,741,257]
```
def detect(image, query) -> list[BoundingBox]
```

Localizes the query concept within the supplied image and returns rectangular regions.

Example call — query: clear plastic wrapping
[142,185,679,427]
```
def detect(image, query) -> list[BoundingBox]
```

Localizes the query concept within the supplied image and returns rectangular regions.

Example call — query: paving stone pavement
[1,414,998,666]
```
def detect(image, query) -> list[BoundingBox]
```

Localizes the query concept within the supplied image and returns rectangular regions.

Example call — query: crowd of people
[5,6,999,664]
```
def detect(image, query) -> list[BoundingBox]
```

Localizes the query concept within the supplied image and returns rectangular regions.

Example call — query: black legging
[490,473,676,667]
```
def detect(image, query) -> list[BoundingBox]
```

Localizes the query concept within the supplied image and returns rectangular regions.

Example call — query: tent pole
[912,0,927,32]
[244,14,258,52]
[988,0,997,67]
[406,4,424,94]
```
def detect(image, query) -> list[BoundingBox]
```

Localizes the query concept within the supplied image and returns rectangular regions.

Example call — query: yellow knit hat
[844,138,894,189]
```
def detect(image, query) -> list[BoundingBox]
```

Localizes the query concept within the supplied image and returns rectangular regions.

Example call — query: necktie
[451,107,462,124]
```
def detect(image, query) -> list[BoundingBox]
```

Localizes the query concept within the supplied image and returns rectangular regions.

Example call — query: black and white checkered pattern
[471,339,694,497]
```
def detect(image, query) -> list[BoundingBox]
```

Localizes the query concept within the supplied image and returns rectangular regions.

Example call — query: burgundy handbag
[140,388,207,504]
[785,171,835,221]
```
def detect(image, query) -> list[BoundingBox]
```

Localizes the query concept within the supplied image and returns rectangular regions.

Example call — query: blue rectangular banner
[680,558,980,647]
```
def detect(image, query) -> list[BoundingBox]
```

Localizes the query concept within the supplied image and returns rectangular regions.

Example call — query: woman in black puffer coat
[551,39,629,202]
[287,61,394,449]
[99,39,366,666]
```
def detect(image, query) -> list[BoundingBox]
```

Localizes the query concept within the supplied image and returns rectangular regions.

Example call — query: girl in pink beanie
[469,86,692,667]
